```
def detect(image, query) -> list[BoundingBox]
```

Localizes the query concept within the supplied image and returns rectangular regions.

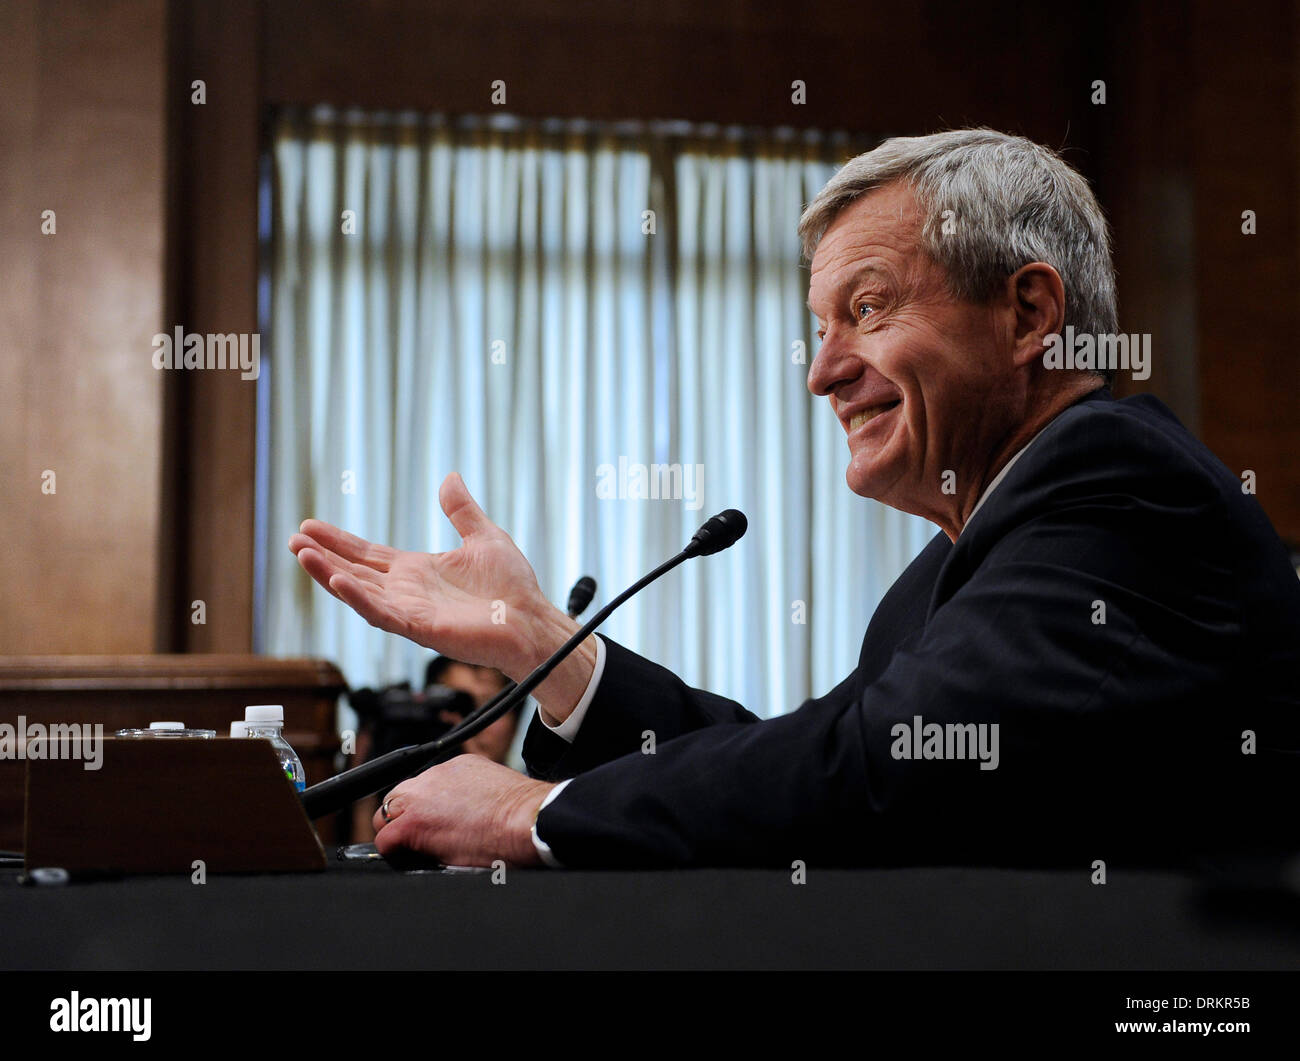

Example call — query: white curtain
[262,109,934,721]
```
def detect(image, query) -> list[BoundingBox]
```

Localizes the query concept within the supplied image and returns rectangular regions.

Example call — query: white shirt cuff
[530,778,572,868]
[540,634,606,743]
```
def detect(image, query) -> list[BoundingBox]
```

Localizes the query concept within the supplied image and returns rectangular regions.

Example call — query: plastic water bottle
[244,705,306,792]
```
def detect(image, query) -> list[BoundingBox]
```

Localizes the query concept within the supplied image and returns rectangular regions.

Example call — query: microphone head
[566,575,597,617]
[686,509,748,557]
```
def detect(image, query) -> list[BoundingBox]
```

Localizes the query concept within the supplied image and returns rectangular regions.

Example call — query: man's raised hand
[288,473,543,676]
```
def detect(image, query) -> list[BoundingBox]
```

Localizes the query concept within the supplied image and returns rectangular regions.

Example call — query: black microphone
[684,509,747,557]
[299,511,747,820]
[566,575,597,618]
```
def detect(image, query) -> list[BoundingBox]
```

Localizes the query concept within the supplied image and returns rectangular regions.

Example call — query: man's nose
[807,326,862,397]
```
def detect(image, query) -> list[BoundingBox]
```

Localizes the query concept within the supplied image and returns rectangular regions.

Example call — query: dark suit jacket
[524,388,1300,868]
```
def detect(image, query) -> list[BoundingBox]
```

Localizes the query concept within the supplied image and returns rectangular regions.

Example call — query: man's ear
[1006,262,1066,368]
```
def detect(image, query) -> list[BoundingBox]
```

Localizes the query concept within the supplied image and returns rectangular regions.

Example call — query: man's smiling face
[806,180,1017,524]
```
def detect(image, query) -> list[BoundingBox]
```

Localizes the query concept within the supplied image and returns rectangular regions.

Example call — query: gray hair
[798,128,1118,384]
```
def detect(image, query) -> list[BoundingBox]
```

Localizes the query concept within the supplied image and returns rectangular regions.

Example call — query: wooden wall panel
[0,0,168,653]
[262,0,1089,141]
[1101,2,1198,431]
[1191,0,1300,542]
[166,0,261,651]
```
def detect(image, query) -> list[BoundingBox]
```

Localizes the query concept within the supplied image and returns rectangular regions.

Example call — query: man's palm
[289,473,541,672]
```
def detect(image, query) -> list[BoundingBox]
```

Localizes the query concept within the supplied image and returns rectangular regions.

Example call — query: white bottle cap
[244,704,285,724]
[149,721,185,730]
[230,721,250,738]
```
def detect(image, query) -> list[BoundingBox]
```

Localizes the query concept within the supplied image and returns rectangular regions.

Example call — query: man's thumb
[439,473,492,540]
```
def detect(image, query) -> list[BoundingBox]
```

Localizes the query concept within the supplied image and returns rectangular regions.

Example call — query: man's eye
[856,302,874,321]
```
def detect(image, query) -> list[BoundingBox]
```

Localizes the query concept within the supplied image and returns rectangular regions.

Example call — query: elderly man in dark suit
[290,129,1300,868]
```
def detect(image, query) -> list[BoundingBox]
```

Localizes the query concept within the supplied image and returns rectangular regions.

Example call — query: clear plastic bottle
[243,705,306,792]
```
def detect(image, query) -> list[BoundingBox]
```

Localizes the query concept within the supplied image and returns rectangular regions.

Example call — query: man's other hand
[373,755,554,868]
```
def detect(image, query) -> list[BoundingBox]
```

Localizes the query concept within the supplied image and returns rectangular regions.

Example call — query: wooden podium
[0,654,347,851]
[24,738,326,874]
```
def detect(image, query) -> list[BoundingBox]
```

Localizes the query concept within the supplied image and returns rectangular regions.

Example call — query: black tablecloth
[3,857,1299,970]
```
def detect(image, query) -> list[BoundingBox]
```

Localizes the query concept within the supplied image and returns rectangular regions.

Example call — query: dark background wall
[2,0,1297,653]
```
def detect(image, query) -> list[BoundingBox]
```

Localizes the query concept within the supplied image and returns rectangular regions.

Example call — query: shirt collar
[961,428,1045,534]
[961,386,1110,535]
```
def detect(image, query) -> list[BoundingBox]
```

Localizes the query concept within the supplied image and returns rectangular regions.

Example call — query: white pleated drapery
[261,110,934,722]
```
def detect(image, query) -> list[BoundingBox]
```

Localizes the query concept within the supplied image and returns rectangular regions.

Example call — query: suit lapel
[855,531,951,687]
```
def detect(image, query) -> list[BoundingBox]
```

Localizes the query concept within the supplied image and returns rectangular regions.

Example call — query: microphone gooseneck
[299,512,746,820]
[437,573,597,749]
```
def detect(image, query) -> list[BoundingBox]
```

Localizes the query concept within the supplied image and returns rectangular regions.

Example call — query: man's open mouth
[848,400,902,432]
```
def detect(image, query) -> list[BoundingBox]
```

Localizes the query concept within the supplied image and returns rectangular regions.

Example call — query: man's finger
[372,818,407,859]
[298,519,392,570]
[294,547,343,600]
[439,473,493,542]
[291,535,384,588]
[329,573,403,635]
[373,791,404,835]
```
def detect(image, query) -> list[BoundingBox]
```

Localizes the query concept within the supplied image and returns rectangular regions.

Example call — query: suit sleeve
[533,441,1253,868]
[523,636,763,781]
